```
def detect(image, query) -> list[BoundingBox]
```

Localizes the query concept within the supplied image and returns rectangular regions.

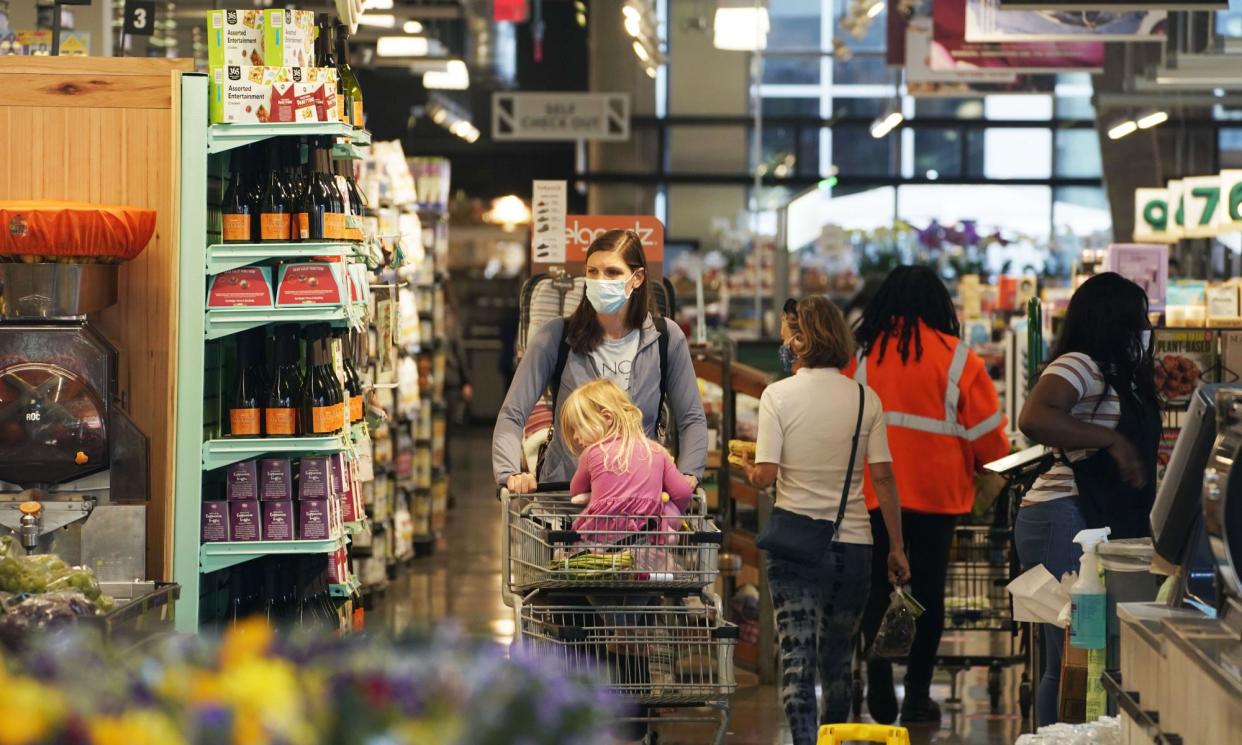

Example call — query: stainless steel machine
[0,263,148,583]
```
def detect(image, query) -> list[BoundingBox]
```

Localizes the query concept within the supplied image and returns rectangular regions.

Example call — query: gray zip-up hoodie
[492,314,708,485]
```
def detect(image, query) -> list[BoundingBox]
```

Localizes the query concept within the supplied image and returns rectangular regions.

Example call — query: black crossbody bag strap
[832,382,866,541]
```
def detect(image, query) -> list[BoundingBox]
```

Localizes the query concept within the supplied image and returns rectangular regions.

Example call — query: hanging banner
[1182,175,1221,239]
[932,0,1105,72]
[965,0,1164,42]
[1134,188,1174,243]
[998,0,1223,11]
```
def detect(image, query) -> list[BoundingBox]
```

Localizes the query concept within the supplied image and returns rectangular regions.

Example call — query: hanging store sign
[124,0,157,37]
[1220,170,1242,234]
[494,0,530,22]
[933,0,1105,72]
[493,92,630,142]
[564,216,665,264]
[1134,188,1174,243]
[1133,171,1242,242]
[965,0,1165,42]
[531,180,568,265]
[1181,176,1222,239]
[999,0,1223,10]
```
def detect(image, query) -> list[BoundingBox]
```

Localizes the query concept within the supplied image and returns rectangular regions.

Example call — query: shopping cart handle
[690,531,724,544]
[547,529,581,544]
[713,625,741,640]
[536,481,572,493]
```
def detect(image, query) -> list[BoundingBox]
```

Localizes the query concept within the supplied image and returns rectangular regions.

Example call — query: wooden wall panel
[0,57,192,580]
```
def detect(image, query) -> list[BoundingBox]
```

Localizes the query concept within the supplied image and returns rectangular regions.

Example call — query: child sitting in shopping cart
[560,379,693,550]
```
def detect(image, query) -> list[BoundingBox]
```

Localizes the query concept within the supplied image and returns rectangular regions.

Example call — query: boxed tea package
[202,500,230,543]
[208,9,263,68]
[229,499,262,542]
[298,498,330,540]
[276,262,345,306]
[262,9,314,68]
[226,460,259,501]
[208,267,274,307]
[261,458,293,500]
[262,500,295,541]
[298,456,332,499]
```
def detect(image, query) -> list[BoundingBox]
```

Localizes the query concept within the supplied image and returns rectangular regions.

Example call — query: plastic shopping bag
[872,587,925,659]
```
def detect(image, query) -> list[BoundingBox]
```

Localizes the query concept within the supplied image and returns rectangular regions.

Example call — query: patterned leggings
[767,543,872,745]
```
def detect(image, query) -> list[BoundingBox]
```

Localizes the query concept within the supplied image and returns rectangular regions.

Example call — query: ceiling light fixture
[869,110,903,138]
[359,13,397,28]
[1107,119,1139,140]
[424,59,470,90]
[624,14,642,36]
[713,1,770,52]
[632,39,650,62]
[376,35,429,57]
[483,195,532,230]
[645,65,657,79]
[403,20,424,34]
[1136,110,1169,129]
[622,4,641,22]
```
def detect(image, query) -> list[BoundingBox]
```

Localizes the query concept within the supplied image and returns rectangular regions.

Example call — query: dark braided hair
[853,265,960,365]
[1051,272,1157,405]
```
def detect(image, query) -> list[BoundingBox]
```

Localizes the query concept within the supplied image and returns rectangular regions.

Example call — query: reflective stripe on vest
[854,340,996,442]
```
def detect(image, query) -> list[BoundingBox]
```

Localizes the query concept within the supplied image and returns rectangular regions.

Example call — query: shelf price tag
[124,0,156,36]
[1134,188,1175,244]
[1182,175,1221,238]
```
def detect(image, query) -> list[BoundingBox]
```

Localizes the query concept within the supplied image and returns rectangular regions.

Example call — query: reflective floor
[374,428,1030,744]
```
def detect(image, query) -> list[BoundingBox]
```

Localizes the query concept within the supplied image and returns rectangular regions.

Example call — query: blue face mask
[778,343,795,374]
[585,277,632,315]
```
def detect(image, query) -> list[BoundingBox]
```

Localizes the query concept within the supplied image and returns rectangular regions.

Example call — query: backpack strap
[832,382,867,542]
[655,316,670,410]
[535,320,571,480]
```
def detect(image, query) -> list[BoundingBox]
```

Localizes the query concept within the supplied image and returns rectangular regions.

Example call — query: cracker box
[208,9,263,68]
[208,267,273,307]
[263,9,314,69]
[211,66,320,125]
[276,262,345,306]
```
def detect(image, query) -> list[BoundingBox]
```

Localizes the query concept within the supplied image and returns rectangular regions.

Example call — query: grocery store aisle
[375,427,1024,744]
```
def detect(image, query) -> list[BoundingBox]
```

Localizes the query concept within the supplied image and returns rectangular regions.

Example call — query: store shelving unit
[172,74,374,632]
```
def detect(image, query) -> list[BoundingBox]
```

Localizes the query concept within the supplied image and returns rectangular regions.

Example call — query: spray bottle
[1070,527,1111,649]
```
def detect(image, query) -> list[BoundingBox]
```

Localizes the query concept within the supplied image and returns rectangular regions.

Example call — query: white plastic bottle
[1070,527,1110,650]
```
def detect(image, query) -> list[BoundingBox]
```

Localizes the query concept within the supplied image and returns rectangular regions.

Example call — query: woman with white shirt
[1018,272,1159,726]
[740,296,911,744]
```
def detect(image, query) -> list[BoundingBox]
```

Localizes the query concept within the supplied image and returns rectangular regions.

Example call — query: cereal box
[208,9,263,68]
[263,9,315,68]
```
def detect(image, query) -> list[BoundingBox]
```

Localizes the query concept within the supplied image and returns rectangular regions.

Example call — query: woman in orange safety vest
[845,266,1010,726]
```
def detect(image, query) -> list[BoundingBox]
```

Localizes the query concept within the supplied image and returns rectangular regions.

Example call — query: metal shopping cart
[502,486,736,744]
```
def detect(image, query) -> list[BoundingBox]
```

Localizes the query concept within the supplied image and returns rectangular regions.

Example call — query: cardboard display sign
[531,180,567,264]
[530,214,666,282]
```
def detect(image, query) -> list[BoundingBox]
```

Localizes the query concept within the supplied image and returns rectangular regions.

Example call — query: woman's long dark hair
[1051,272,1157,403]
[566,229,653,354]
[853,265,960,364]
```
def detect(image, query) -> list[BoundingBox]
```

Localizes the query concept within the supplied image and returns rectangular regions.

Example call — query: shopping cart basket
[502,488,723,600]
[514,591,738,744]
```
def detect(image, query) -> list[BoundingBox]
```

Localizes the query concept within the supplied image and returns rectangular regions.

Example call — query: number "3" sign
[124,0,156,36]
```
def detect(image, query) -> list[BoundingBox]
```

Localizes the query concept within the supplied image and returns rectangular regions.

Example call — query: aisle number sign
[1133,174,1242,242]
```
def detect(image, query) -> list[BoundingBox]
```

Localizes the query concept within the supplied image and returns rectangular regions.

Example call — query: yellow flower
[0,675,64,745]
[89,710,187,745]
[218,617,273,669]
[218,659,314,745]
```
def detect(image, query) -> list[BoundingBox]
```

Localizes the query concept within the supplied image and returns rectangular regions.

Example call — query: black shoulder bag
[756,382,866,564]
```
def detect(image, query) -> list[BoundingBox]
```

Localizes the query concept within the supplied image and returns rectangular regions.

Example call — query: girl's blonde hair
[560,379,653,474]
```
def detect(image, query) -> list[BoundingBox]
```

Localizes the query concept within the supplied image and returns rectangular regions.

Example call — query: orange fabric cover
[0,200,156,260]
[844,322,1010,515]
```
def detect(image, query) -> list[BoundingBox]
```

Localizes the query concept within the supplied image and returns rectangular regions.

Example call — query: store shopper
[738,296,910,745]
[848,266,1010,725]
[493,229,707,491]
[1017,272,1159,726]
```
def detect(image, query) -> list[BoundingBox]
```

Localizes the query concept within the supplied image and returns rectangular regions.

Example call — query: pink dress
[570,437,693,541]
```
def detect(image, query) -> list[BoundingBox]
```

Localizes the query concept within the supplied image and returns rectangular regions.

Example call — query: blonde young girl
[560,380,693,539]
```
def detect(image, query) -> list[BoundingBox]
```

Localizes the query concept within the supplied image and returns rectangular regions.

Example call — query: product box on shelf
[1207,284,1242,327]
[261,458,293,500]
[298,456,332,499]
[276,262,345,305]
[229,499,262,542]
[208,267,274,307]
[298,498,331,540]
[202,500,230,543]
[261,9,314,68]
[261,500,295,541]
[226,460,259,501]
[207,9,263,68]
[209,66,336,125]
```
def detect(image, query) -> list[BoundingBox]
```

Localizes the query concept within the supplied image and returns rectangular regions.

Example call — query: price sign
[1134,188,1175,243]
[124,0,156,37]
[1182,176,1221,238]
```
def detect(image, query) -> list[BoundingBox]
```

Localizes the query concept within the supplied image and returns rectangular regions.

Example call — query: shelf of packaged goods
[207,121,361,154]
[332,142,368,160]
[205,242,354,276]
[329,575,362,598]
[201,434,347,472]
[199,531,348,574]
[204,303,360,340]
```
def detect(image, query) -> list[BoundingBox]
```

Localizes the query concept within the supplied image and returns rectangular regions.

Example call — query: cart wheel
[852,676,865,717]
[1019,680,1033,720]
[987,666,1003,714]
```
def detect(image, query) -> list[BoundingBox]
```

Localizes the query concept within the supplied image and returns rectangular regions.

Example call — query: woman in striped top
[1017,272,1159,725]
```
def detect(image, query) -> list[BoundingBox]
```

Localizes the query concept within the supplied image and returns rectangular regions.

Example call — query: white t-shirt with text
[590,329,641,392]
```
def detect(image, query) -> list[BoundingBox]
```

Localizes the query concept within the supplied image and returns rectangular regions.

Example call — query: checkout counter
[1107,384,1242,743]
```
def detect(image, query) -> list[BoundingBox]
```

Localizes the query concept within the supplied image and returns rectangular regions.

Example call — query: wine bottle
[343,330,365,423]
[332,160,354,242]
[259,145,291,243]
[229,330,263,437]
[245,144,265,241]
[306,141,331,241]
[335,21,364,127]
[287,140,310,242]
[265,326,301,436]
[320,139,346,241]
[222,150,254,243]
[316,14,344,121]
[326,327,347,430]
[302,325,341,434]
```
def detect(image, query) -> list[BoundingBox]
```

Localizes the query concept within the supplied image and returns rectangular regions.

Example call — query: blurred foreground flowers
[0,619,617,745]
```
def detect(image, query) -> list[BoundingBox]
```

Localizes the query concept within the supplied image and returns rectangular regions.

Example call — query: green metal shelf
[332,142,367,160]
[201,434,347,471]
[205,242,353,275]
[329,575,362,598]
[200,532,348,574]
[207,121,357,153]
[344,518,370,536]
[351,129,372,146]
[205,303,356,340]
